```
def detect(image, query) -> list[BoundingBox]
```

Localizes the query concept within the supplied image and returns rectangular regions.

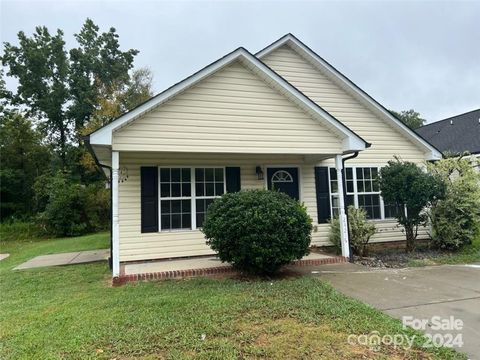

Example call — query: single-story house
[86,34,442,278]
[416,109,480,157]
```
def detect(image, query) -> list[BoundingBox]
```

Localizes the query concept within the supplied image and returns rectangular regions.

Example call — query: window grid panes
[354,167,381,219]
[195,168,225,227]
[384,203,403,219]
[158,167,226,231]
[329,166,383,220]
[329,168,340,216]
[159,168,192,230]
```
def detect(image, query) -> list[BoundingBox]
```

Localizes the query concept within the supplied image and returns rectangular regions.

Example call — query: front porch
[114,252,347,285]
[108,151,353,279]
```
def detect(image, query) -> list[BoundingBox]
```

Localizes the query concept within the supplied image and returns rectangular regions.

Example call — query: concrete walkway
[0,253,10,261]
[14,249,109,270]
[306,262,480,359]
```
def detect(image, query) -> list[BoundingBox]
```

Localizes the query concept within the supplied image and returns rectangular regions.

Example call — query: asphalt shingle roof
[416,109,480,155]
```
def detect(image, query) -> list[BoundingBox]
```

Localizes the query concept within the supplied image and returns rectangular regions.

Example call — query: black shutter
[225,167,241,193]
[314,167,331,224]
[141,167,158,233]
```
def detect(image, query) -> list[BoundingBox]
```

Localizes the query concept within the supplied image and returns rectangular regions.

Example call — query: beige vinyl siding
[118,152,428,262]
[118,152,331,262]
[261,45,426,164]
[113,61,343,155]
[261,45,430,247]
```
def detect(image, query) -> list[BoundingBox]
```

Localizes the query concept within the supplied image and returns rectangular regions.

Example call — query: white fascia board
[89,46,367,153]
[257,34,442,160]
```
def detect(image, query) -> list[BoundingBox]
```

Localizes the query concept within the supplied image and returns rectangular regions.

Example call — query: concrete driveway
[311,263,480,359]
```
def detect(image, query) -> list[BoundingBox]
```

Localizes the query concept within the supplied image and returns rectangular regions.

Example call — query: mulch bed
[353,247,449,268]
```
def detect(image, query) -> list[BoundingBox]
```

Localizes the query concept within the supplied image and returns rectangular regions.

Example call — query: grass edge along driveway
[0,233,465,359]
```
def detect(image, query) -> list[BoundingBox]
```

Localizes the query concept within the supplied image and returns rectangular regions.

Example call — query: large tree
[1,18,139,167]
[390,109,426,129]
[0,111,52,219]
[1,27,70,165]
[79,67,153,175]
[68,19,139,133]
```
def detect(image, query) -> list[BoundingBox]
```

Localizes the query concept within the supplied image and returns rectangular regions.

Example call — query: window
[159,168,192,230]
[353,167,381,219]
[158,167,225,231]
[329,166,382,220]
[329,168,353,217]
[195,168,225,227]
[384,203,403,219]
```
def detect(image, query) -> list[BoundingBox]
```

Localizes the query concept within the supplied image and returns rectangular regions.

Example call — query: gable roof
[416,109,480,155]
[256,33,442,160]
[89,47,368,153]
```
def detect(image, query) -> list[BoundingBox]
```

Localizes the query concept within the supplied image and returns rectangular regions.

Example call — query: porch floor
[122,252,336,276]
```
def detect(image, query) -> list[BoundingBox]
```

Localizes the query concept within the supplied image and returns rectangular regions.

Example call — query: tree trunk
[405,225,416,252]
[59,125,67,169]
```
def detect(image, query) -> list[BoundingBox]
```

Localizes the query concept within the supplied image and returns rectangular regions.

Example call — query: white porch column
[112,151,120,277]
[335,155,350,258]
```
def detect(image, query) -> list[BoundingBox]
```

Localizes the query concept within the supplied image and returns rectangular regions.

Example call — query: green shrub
[202,190,312,275]
[35,172,110,237]
[0,221,45,242]
[379,158,446,252]
[428,156,480,250]
[329,206,376,256]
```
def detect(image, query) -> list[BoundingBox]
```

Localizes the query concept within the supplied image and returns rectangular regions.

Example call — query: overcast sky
[1,0,479,123]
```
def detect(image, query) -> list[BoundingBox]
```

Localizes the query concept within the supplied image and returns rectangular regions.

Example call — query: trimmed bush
[202,190,312,275]
[329,206,376,256]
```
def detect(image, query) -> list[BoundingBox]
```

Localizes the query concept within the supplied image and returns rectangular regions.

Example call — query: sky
[1,0,479,123]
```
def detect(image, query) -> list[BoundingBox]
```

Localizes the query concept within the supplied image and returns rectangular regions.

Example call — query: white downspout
[335,154,350,258]
[112,151,120,277]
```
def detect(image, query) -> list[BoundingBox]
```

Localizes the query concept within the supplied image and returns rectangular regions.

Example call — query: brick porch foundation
[112,255,347,286]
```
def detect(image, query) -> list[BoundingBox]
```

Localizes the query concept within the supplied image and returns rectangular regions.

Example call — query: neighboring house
[86,34,441,278]
[416,109,480,156]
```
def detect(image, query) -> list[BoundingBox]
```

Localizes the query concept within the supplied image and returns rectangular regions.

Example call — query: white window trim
[157,166,226,232]
[328,165,395,221]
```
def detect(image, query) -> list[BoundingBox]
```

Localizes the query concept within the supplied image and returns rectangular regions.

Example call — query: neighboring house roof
[416,109,480,155]
[89,47,368,153]
[256,33,442,160]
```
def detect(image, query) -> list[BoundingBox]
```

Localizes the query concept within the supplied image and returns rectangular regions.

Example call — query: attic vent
[450,120,453,125]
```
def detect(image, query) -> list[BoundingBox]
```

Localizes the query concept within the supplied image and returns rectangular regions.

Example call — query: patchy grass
[0,234,464,359]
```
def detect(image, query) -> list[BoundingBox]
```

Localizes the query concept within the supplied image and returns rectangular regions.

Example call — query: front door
[267,167,299,200]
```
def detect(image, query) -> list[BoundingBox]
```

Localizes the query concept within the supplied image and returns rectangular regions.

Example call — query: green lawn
[408,236,480,267]
[0,234,465,359]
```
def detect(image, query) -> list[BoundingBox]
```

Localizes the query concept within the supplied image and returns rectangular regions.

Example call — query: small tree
[428,155,480,250]
[202,190,312,275]
[329,206,376,256]
[379,158,445,252]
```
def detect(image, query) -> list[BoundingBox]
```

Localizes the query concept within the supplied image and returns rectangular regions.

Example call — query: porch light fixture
[255,166,264,180]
